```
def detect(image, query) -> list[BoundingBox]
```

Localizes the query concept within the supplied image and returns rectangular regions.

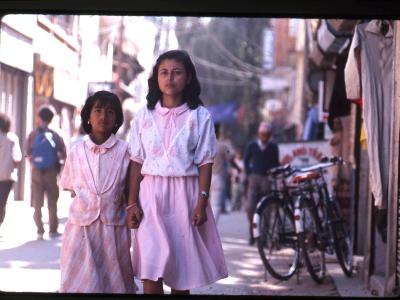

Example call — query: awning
[207,101,238,123]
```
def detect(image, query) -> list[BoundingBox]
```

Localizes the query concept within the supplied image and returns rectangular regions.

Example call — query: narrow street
[0,192,371,296]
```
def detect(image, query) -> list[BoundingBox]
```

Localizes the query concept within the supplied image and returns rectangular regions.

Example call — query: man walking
[26,105,66,240]
[244,121,280,245]
[210,123,241,223]
[0,113,22,235]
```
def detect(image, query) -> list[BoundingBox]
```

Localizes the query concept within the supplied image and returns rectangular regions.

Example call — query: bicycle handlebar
[266,156,346,180]
[295,156,344,173]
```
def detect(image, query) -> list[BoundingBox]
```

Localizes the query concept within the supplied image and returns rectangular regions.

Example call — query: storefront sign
[87,82,116,96]
[34,60,53,98]
[278,140,335,194]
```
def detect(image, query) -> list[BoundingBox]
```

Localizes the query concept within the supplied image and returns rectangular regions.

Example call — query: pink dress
[129,102,228,290]
[59,134,136,293]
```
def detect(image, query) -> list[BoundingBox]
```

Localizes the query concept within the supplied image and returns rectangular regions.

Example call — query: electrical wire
[197,76,253,87]
[192,54,254,78]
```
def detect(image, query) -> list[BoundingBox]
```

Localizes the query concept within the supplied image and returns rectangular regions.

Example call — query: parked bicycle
[293,156,353,282]
[253,156,353,284]
[252,164,300,281]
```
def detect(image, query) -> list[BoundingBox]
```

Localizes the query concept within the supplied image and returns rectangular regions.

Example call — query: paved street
[0,192,372,296]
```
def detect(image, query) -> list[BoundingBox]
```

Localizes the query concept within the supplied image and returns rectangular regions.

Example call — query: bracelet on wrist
[126,202,139,211]
[199,190,209,200]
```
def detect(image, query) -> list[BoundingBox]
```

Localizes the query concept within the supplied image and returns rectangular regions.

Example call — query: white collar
[84,134,118,154]
[257,139,269,150]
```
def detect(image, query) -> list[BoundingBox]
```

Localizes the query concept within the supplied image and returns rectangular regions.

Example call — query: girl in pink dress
[127,50,228,294]
[59,91,136,293]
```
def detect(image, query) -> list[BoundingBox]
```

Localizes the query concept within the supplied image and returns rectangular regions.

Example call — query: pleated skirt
[132,175,228,290]
[60,219,136,293]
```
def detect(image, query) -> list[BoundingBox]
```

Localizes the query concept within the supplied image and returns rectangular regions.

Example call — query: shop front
[0,17,35,201]
[311,18,400,297]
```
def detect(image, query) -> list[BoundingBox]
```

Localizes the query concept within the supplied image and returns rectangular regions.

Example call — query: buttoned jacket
[60,134,130,226]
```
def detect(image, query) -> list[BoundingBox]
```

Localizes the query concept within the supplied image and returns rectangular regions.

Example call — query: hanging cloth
[344,20,394,209]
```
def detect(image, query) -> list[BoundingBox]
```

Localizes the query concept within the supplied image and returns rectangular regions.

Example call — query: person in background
[26,105,66,240]
[221,132,236,213]
[210,122,241,223]
[0,113,22,235]
[231,149,245,211]
[244,121,280,245]
[303,98,324,141]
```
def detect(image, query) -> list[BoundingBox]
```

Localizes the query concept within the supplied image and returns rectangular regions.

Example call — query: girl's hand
[127,203,143,229]
[192,203,208,227]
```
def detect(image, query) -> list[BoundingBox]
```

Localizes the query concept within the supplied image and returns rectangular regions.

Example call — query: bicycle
[300,156,353,277]
[292,156,353,283]
[253,156,353,284]
[252,164,300,281]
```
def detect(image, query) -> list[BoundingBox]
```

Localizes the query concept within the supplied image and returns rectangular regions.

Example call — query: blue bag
[32,130,58,169]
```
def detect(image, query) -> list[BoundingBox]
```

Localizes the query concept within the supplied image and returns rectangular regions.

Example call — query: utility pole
[116,16,125,100]
[153,17,163,57]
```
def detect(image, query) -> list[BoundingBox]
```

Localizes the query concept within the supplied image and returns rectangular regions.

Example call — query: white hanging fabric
[344,20,394,209]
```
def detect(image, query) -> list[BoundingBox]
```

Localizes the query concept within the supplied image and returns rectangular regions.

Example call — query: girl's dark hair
[0,112,11,133]
[147,49,203,110]
[81,90,123,134]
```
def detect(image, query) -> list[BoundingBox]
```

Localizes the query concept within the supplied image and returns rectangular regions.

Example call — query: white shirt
[0,131,22,181]
[129,104,216,177]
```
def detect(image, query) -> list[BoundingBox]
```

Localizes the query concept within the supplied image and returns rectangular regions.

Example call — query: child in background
[231,150,245,211]
[59,91,136,293]
[127,50,228,294]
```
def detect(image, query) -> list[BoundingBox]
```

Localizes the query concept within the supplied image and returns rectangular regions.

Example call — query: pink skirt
[60,219,136,293]
[132,175,228,290]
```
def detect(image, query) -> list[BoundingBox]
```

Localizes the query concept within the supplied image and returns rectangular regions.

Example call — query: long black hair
[81,90,123,134]
[146,49,203,110]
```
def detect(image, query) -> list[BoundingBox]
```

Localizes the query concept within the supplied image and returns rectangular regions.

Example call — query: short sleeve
[194,109,217,166]
[344,26,361,99]
[11,134,22,163]
[128,112,145,164]
[59,152,73,191]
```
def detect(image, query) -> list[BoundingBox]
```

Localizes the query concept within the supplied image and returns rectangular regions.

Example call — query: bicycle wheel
[257,198,299,280]
[328,198,353,277]
[299,199,326,284]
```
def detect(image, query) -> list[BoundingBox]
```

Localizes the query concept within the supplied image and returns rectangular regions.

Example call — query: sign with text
[87,82,116,97]
[278,140,335,194]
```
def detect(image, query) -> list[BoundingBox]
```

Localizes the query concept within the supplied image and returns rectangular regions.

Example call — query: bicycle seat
[291,171,320,184]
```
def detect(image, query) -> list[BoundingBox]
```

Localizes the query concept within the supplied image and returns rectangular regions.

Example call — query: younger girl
[127,50,228,294]
[59,91,136,293]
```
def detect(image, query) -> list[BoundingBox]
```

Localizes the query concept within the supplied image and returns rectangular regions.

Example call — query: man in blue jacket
[244,121,280,245]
